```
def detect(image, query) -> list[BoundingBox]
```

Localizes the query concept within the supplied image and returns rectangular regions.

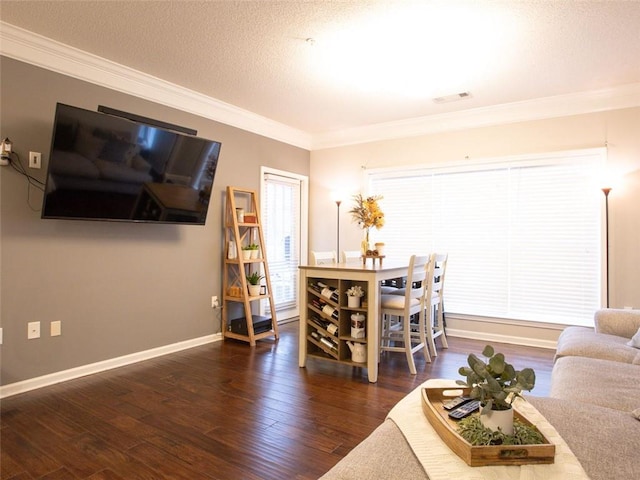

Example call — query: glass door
[261,168,308,321]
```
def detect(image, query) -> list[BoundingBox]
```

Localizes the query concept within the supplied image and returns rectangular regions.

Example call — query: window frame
[364,148,606,327]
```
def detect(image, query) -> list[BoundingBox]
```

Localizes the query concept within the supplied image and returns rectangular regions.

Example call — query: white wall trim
[312,82,640,149]
[2,22,639,154]
[0,333,222,399]
[444,313,564,350]
[0,22,312,150]
[447,329,557,350]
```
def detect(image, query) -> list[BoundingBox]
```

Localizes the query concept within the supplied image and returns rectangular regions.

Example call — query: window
[262,171,304,320]
[367,149,604,326]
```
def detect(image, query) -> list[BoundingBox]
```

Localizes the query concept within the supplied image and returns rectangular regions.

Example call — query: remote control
[442,395,473,411]
[448,400,480,420]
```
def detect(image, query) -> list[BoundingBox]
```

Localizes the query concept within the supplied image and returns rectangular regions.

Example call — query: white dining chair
[310,250,337,265]
[424,253,449,357]
[379,254,431,374]
[341,250,362,263]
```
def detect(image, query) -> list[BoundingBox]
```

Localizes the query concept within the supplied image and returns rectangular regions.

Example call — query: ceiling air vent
[432,92,472,104]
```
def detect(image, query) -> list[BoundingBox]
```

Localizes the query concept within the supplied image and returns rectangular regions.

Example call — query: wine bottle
[322,304,339,320]
[320,286,334,300]
[320,337,337,351]
[320,285,340,302]
[311,316,329,330]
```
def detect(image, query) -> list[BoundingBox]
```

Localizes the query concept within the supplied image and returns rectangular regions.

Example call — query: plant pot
[480,407,514,435]
[347,296,361,308]
[250,249,259,259]
[242,250,252,260]
[248,284,261,296]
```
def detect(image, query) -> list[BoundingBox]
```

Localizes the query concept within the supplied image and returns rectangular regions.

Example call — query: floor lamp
[335,199,342,260]
[602,187,611,308]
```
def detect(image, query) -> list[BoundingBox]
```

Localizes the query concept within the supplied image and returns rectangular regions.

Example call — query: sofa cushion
[627,327,640,348]
[550,356,640,412]
[527,396,640,480]
[555,326,638,364]
[594,308,640,338]
[319,419,427,480]
[322,398,639,480]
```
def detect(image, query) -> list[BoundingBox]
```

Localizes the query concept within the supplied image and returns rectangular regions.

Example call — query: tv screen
[42,103,221,224]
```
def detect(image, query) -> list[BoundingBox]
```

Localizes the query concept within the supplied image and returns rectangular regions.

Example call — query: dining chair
[341,250,362,263]
[310,250,337,265]
[379,254,431,374]
[389,252,449,358]
[424,253,449,357]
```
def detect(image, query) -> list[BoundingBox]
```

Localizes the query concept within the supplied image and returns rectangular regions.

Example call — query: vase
[347,296,361,308]
[242,250,251,260]
[361,228,370,254]
[480,407,514,435]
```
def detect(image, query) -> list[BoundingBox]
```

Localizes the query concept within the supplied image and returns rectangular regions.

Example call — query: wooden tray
[421,387,555,467]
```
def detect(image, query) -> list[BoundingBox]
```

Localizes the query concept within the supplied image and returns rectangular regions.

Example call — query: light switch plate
[29,151,42,169]
[51,321,61,336]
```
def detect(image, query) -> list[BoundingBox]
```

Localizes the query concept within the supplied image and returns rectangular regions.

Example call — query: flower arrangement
[349,194,385,230]
[346,285,365,297]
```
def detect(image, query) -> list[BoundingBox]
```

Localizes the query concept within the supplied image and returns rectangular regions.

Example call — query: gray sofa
[320,309,640,480]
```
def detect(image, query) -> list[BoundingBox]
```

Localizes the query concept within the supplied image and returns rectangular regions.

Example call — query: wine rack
[305,277,368,365]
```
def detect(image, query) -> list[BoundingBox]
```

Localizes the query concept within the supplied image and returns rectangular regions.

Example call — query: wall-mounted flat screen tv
[42,103,221,225]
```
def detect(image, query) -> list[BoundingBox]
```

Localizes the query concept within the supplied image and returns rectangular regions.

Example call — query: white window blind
[368,149,604,326]
[263,173,301,313]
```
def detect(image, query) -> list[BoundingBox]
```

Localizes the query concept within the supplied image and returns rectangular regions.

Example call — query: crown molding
[311,82,640,149]
[2,22,639,152]
[0,22,312,150]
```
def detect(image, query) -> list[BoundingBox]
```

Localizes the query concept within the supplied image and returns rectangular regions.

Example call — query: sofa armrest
[594,309,640,338]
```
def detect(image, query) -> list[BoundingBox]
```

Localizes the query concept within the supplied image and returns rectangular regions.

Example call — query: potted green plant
[241,245,252,260]
[246,271,264,296]
[248,243,260,259]
[457,345,536,435]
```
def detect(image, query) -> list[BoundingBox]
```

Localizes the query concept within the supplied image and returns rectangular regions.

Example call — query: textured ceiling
[2,1,640,135]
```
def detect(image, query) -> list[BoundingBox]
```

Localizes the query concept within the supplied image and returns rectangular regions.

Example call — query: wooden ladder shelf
[222,186,279,346]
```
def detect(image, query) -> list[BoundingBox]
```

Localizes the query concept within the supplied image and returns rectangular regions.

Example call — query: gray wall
[0,57,309,385]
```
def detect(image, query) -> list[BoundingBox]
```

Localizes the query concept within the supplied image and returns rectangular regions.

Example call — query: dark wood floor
[1,322,555,480]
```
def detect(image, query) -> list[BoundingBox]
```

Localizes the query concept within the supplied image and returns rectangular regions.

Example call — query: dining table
[298,259,409,382]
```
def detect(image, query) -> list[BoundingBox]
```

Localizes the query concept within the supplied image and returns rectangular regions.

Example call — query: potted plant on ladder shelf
[246,271,264,297]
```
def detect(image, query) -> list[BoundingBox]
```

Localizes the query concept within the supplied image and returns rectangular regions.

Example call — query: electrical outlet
[29,151,41,169]
[51,321,61,336]
[28,321,41,339]
[211,295,219,308]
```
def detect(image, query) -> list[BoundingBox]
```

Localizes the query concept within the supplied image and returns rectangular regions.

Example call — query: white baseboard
[446,328,557,350]
[0,333,223,399]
